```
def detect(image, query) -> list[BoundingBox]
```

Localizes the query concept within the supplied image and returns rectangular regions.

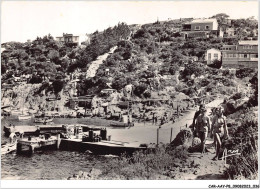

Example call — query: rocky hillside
[1,15,258,112]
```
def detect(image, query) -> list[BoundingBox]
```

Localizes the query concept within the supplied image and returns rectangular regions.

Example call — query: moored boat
[34,117,53,123]
[1,141,17,155]
[18,114,32,120]
[110,121,134,127]
[10,109,22,115]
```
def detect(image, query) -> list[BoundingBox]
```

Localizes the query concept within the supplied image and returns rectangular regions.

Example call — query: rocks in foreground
[67,168,102,180]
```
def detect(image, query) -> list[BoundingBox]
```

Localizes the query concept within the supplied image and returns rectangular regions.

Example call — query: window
[229,48,231,50]
[239,54,244,58]
[229,54,233,58]
[214,53,218,58]
[205,25,210,30]
[195,26,200,30]
[244,54,248,58]
[233,54,237,58]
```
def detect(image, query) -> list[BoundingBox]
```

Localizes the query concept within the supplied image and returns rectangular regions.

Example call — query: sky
[1,1,259,43]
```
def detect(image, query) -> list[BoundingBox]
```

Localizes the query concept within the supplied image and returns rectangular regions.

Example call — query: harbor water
[1,106,201,180]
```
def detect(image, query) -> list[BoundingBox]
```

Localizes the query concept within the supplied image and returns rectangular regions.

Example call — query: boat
[1,141,17,155]
[18,114,32,120]
[10,109,22,115]
[4,124,66,137]
[60,128,153,155]
[110,114,134,127]
[34,117,53,123]
[110,121,134,127]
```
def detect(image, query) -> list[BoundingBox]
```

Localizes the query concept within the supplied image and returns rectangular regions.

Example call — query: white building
[205,48,221,65]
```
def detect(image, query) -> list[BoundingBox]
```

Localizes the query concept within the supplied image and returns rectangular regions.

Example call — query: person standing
[9,125,16,144]
[195,106,211,154]
[152,112,155,125]
[211,107,229,160]
[192,104,204,135]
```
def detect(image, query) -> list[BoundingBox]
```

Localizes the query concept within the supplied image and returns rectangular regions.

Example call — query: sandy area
[106,98,224,144]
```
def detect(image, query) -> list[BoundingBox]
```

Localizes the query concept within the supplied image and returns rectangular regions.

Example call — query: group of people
[192,104,229,160]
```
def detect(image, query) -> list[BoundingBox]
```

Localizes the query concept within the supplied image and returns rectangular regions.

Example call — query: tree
[52,79,64,94]
[208,59,222,69]
[12,49,28,63]
[133,83,148,97]
[211,13,229,23]
[48,49,60,63]
[29,75,43,84]
[112,76,127,91]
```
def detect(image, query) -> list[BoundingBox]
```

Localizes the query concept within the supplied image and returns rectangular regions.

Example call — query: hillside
[1,13,258,181]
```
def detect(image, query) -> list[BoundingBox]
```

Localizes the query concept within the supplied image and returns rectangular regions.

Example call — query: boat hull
[18,115,31,120]
[60,139,149,156]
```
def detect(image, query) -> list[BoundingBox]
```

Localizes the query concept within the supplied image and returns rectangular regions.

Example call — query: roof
[222,45,236,47]
[206,48,221,52]
[101,88,116,91]
[238,40,258,45]
[185,18,217,25]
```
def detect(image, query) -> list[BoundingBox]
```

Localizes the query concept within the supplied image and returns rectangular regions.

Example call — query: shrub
[224,119,258,179]
[133,83,148,97]
[29,75,43,84]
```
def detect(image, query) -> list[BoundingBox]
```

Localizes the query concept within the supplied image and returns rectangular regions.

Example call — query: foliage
[111,76,128,91]
[236,68,255,78]
[29,74,43,84]
[181,62,206,80]
[100,145,189,179]
[224,120,258,179]
[208,59,222,69]
[52,79,64,94]
[133,83,148,97]
[248,72,258,107]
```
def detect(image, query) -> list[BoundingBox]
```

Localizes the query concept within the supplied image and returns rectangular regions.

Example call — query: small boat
[1,142,17,155]
[110,114,134,127]
[34,117,53,123]
[18,114,32,120]
[110,121,134,127]
[10,109,22,115]
[28,109,37,114]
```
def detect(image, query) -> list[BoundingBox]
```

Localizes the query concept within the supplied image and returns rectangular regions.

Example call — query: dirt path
[86,46,117,78]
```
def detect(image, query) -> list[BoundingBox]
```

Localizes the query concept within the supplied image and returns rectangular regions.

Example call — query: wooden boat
[34,117,53,123]
[60,138,152,155]
[18,114,32,120]
[10,109,22,115]
[110,121,134,127]
[3,124,66,137]
[1,141,17,155]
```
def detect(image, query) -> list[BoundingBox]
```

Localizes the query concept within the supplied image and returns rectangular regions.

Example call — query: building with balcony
[56,33,90,46]
[181,18,221,38]
[221,40,258,68]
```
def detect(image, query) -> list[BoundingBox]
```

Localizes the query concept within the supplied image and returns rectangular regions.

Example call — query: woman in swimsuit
[211,107,229,160]
[195,106,210,154]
